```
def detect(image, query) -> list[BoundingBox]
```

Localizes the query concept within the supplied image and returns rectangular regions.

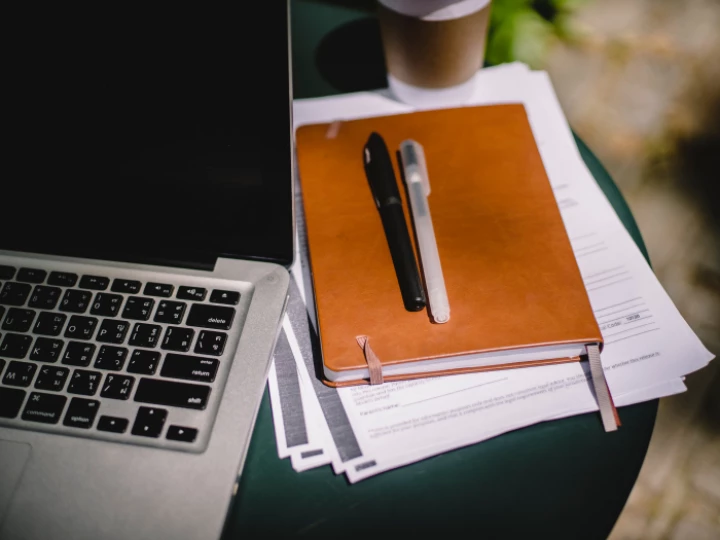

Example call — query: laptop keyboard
[0,262,249,453]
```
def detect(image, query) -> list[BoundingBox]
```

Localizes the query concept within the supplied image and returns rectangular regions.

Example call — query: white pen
[399,139,450,323]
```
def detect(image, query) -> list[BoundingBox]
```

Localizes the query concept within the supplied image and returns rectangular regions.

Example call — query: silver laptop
[0,4,292,539]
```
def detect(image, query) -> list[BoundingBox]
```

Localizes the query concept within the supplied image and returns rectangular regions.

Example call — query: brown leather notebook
[295,104,603,389]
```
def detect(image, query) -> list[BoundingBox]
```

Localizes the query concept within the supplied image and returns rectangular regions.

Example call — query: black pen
[363,132,426,312]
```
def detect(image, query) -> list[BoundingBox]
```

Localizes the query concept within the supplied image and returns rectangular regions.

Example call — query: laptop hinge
[6,246,217,272]
[69,249,217,272]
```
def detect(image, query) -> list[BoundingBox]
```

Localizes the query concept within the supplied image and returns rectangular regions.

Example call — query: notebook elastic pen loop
[325,120,342,139]
[356,335,384,385]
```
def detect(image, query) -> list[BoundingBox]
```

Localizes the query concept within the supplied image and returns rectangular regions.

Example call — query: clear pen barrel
[407,173,450,323]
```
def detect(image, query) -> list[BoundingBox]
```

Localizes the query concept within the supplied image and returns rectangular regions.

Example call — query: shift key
[186,304,235,330]
[134,378,211,410]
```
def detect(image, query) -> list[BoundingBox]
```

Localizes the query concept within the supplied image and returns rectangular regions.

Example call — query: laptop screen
[2,4,293,269]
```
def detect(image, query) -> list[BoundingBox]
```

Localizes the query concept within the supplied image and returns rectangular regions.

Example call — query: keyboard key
[90,293,123,317]
[134,378,211,410]
[97,415,129,433]
[1,333,33,358]
[17,268,47,284]
[166,425,198,443]
[131,406,167,438]
[96,319,130,344]
[194,330,227,356]
[79,275,109,291]
[177,286,206,301]
[0,357,4,373]
[67,369,102,396]
[0,387,25,418]
[100,374,134,400]
[122,296,154,321]
[129,323,161,348]
[111,279,141,294]
[210,289,240,305]
[34,366,70,391]
[161,326,194,352]
[59,289,92,313]
[0,305,4,322]
[0,282,32,306]
[154,300,186,324]
[127,350,160,375]
[62,342,96,367]
[63,397,100,429]
[64,315,98,340]
[94,346,128,371]
[22,392,66,424]
[160,353,218,383]
[48,272,79,287]
[3,361,37,387]
[186,304,235,330]
[144,282,174,297]
[33,312,67,336]
[28,285,62,310]
[29,338,64,363]
[2,308,36,332]
[0,265,16,280]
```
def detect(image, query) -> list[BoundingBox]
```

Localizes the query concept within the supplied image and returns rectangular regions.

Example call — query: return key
[160,353,219,383]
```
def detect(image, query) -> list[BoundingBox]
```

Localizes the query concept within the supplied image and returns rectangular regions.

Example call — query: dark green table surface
[222,2,657,538]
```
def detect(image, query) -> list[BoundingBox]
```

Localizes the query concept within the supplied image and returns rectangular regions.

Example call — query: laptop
[0,4,292,539]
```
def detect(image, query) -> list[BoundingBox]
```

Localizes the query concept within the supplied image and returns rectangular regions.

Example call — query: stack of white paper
[266,63,714,482]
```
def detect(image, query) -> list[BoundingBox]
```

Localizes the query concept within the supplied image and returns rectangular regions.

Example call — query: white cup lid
[378,0,491,21]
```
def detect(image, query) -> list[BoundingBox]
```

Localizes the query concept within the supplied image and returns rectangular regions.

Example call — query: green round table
[222,2,657,538]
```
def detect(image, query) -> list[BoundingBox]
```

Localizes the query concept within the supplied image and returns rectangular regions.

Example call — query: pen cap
[400,139,431,196]
[364,132,402,206]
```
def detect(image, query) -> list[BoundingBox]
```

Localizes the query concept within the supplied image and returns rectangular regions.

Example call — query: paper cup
[378,0,492,106]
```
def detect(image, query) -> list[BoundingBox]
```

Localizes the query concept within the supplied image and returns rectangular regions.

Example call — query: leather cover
[295,104,602,386]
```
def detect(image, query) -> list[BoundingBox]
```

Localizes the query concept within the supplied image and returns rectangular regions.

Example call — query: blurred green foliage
[487,0,587,67]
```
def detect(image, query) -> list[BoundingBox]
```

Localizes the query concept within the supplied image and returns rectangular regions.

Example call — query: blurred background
[485,0,720,537]
[512,1,720,538]
[488,0,720,537]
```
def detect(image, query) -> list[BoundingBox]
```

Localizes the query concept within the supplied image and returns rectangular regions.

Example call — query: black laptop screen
[2,4,293,269]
